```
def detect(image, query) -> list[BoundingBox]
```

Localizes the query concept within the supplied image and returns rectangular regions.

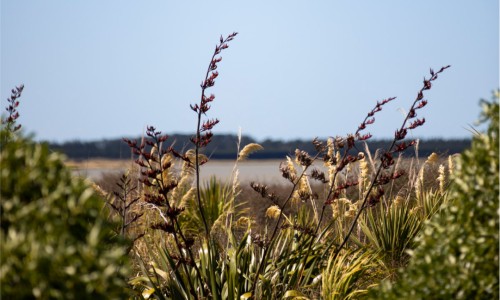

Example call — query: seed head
[437,164,446,195]
[426,152,439,164]
[265,205,281,219]
[238,143,264,161]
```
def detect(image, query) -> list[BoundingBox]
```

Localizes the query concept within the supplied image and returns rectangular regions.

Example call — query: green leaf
[142,287,155,299]
[283,290,310,299]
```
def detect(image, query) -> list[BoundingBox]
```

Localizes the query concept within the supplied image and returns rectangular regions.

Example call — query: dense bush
[0,132,131,299]
[371,96,499,299]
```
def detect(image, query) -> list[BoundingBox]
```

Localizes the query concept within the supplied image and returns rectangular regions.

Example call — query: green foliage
[321,249,380,300]
[130,236,194,299]
[371,95,499,299]
[130,226,257,300]
[181,176,241,236]
[0,133,131,299]
[360,201,422,267]
[223,227,255,299]
[130,207,329,300]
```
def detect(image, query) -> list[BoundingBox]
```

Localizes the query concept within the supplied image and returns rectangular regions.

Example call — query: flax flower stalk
[330,65,451,264]
[192,32,238,239]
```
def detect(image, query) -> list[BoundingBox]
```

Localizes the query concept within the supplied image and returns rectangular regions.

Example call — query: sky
[1,1,498,143]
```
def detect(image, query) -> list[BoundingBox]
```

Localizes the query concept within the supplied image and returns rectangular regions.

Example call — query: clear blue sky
[1,1,498,143]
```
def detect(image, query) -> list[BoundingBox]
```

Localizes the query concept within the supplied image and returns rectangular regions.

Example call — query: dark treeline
[46,134,471,160]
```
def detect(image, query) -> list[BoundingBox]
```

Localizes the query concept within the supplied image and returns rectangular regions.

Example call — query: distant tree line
[46,134,471,160]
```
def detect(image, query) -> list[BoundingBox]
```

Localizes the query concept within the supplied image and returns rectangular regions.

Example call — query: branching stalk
[331,65,450,262]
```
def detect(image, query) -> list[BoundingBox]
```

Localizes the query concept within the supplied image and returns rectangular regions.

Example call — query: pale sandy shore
[66,158,320,184]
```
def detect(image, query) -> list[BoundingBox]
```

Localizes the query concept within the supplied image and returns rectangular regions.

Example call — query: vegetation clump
[371,94,499,299]
[1,90,131,299]
[1,33,498,300]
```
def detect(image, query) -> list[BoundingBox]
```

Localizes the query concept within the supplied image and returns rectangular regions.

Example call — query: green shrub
[371,95,499,299]
[0,133,131,299]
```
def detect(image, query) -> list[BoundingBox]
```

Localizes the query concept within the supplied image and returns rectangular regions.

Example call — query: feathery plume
[393,195,405,207]
[425,152,439,164]
[181,149,197,175]
[344,202,358,219]
[415,167,423,198]
[238,143,264,161]
[179,187,196,208]
[358,153,370,196]
[448,154,455,177]
[265,205,281,219]
[324,137,335,167]
[292,175,310,205]
[287,156,297,175]
[234,216,251,229]
[332,198,352,219]
[437,164,446,195]
[359,153,370,180]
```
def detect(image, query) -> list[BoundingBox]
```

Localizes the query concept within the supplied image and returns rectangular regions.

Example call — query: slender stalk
[331,65,450,262]
[193,32,237,241]
[195,95,211,239]
[126,133,204,299]
[294,66,450,286]
[154,142,203,299]
[140,199,199,299]
[294,112,384,286]
[121,185,127,237]
[250,153,321,296]
[191,33,237,300]
[195,56,215,238]
[330,165,383,262]
[294,145,351,287]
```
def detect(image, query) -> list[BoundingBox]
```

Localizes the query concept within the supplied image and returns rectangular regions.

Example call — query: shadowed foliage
[0,131,131,299]
[370,94,499,299]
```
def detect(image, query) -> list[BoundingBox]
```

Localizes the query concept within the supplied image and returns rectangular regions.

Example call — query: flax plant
[287,98,403,289]
[359,198,422,268]
[1,84,24,143]
[330,65,451,263]
[355,152,451,272]
[249,148,324,297]
[100,171,144,248]
[126,33,238,299]
[189,32,238,238]
[124,32,451,297]
[371,93,499,299]
[248,66,451,297]
[188,32,238,300]
[321,249,381,300]
[124,127,204,299]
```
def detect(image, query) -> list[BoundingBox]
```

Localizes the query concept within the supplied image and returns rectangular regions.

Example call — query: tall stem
[195,104,211,238]
[331,66,449,261]
[250,155,320,296]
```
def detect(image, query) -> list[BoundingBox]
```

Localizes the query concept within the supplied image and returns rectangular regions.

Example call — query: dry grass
[89,154,448,233]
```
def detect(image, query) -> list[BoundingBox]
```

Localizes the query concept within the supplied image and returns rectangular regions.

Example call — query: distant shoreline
[53,136,471,161]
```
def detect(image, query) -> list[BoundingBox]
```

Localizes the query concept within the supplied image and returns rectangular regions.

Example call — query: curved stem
[250,154,321,296]
[330,66,450,261]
